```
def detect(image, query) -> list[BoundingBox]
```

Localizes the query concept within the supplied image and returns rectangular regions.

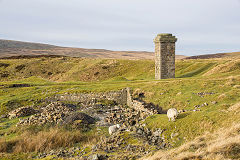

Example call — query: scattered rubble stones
[78,102,160,128]
[36,147,108,160]
[193,92,215,97]
[64,112,95,129]
[13,88,171,160]
[87,154,108,160]
[8,106,38,119]
[194,102,208,109]
[104,107,148,126]
[178,109,186,113]
[211,101,217,104]
[131,100,161,116]
[18,102,76,125]
[96,124,169,155]
[37,147,82,159]
[36,123,170,159]
[52,88,161,117]
[0,114,8,119]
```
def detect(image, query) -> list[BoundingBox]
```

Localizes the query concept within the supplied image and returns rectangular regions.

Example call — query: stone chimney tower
[154,33,177,79]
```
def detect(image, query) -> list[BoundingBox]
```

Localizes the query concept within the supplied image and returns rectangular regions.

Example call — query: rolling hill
[0,39,186,59]
[0,39,240,160]
[186,52,240,59]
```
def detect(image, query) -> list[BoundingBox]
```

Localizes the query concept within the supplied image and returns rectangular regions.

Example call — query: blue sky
[0,0,240,55]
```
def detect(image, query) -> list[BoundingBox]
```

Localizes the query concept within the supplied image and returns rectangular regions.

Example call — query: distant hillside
[0,39,57,50]
[1,56,240,82]
[0,39,186,60]
[185,52,240,59]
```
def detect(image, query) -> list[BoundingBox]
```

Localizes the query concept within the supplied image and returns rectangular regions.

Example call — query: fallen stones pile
[18,102,76,125]
[91,134,149,160]
[37,147,108,160]
[90,124,168,160]
[36,125,168,160]
[131,100,161,116]
[8,106,38,119]
[8,90,170,160]
[33,100,169,160]
[104,106,148,127]
[78,100,159,128]
[134,126,168,149]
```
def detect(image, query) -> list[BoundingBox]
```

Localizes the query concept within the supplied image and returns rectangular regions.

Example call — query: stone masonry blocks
[154,33,177,79]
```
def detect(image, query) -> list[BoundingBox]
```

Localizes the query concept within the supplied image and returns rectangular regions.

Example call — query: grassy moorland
[0,55,240,159]
[143,116,240,160]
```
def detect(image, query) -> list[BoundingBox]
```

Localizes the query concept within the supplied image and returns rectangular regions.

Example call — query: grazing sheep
[167,108,178,121]
[109,124,120,135]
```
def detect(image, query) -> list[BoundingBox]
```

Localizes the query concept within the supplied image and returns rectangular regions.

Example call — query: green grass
[144,108,230,147]
[0,57,240,159]
[177,62,216,78]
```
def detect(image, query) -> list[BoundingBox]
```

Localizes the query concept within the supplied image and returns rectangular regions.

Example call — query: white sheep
[108,124,120,135]
[167,108,178,121]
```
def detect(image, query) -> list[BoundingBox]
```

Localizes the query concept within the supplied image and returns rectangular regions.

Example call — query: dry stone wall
[54,88,129,106]
[52,88,159,116]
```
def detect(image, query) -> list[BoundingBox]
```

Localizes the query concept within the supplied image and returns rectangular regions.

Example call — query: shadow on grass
[133,92,163,114]
[177,112,191,120]
[177,63,215,78]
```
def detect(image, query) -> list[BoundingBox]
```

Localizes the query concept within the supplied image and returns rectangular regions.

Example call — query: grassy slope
[0,57,240,159]
[143,115,240,160]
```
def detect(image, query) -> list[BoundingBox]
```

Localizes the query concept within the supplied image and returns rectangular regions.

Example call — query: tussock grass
[142,120,240,160]
[0,139,17,153]
[0,126,101,153]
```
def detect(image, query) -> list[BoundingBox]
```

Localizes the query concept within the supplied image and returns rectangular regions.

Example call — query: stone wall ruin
[52,88,160,115]
[54,88,130,106]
